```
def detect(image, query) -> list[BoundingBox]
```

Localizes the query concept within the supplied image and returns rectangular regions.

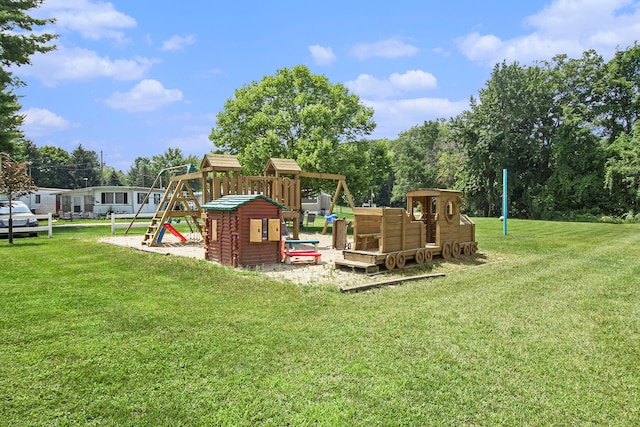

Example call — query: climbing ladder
[142,177,204,246]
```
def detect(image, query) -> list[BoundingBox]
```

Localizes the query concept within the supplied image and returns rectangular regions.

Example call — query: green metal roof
[201,194,286,211]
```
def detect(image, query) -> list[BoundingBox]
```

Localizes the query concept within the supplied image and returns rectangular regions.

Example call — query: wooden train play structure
[127,154,356,247]
[335,188,478,274]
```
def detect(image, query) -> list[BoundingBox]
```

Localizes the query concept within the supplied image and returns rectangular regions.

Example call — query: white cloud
[309,45,337,65]
[433,46,451,57]
[16,45,153,86]
[39,0,136,42]
[345,69,459,138]
[389,70,437,92]
[104,79,183,112]
[365,98,470,139]
[346,70,438,99]
[456,0,640,65]
[161,34,197,51]
[22,108,75,137]
[345,74,396,99]
[350,37,419,59]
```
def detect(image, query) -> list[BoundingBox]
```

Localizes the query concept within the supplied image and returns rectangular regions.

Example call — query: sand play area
[99,231,389,288]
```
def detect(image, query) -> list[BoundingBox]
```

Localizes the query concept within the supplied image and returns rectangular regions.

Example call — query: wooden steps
[141,178,204,246]
[334,259,379,274]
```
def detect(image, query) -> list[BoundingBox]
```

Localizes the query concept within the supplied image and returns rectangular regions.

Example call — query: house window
[101,192,113,204]
[115,192,127,204]
[153,193,161,204]
[101,192,128,204]
[73,196,82,213]
[35,195,41,204]
[137,193,147,204]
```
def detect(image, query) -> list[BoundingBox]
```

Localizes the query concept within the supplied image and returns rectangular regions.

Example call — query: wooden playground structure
[335,188,478,273]
[129,154,355,246]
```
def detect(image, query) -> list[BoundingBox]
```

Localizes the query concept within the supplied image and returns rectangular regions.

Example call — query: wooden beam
[172,171,204,181]
[340,273,445,292]
[299,171,346,181]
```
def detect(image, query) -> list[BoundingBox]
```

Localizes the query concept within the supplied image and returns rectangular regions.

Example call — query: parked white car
[0,200,39,237]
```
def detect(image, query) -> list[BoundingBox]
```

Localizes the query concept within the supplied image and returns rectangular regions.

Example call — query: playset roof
[263,158,301,176]
[200,154,242,172]
[201,194,286,211]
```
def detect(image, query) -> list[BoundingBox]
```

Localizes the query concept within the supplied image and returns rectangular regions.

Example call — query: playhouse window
[250,218,281,243]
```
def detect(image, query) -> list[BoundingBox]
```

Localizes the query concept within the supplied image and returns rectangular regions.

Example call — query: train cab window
[412,201,423,220]
[445,200,456,222]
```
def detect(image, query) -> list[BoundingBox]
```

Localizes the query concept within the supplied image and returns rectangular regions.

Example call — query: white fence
[110,213,154,235]
[0,213,53,238]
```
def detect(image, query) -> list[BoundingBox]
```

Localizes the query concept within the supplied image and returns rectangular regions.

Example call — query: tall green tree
[149,148,198,187]
[209,65,376,183]
[536,118,607,217]
[36,145,72,188]
[326,138,391,205]
[106,168,123,186]
[0,152,37,243]
[599,43,640,144]
[126,156,154,187]
[0,76,23,153]
[454,62,557,217]
[389,120,465,207]
[0,0,57,153]
[605,125,640,213]
[69,145,101,189]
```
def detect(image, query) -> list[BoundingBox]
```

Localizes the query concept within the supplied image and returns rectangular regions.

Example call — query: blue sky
[14,0,640,172]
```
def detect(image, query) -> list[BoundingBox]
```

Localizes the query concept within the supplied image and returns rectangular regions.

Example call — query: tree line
[3,3,639,220]
[18,142,200,190]
[391,44,640,220]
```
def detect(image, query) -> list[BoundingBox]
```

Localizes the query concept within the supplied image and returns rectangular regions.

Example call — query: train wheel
[385,253,397,270]
[396,253,406,269]
[452,241,461,258]
[442,242,452,259]
[463,243,471,256]
[471,242,478,254]
[425,249,433,262]
[414,249,425,264]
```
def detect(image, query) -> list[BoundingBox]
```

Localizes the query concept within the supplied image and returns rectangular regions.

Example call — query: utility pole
[101,150,104,186]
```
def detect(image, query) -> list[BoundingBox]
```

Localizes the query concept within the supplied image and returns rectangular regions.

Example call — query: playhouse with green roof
[201,194,285,267]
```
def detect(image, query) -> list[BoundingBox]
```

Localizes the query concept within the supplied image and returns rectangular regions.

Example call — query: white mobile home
[57,186,165,216]
[11,187,64,215]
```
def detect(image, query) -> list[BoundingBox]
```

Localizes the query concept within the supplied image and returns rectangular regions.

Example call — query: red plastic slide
[163,223,187,242]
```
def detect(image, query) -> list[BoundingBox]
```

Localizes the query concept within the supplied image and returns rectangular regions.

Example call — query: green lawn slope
[1,219,639,425]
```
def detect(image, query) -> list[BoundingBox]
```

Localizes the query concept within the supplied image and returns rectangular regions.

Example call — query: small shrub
[599,215,619,224]
[623,210,637,223]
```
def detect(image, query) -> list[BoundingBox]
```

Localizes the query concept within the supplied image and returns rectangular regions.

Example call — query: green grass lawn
[1,219,639,425]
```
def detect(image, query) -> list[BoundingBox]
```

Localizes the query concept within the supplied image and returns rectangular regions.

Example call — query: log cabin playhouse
[201,194,284,267]
[336,188,478,274]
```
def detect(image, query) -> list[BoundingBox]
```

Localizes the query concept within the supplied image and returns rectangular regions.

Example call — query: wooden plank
[342,251,381,264]
[334,259,379,274]
[340,273,446,292]
[299,171,345,180]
